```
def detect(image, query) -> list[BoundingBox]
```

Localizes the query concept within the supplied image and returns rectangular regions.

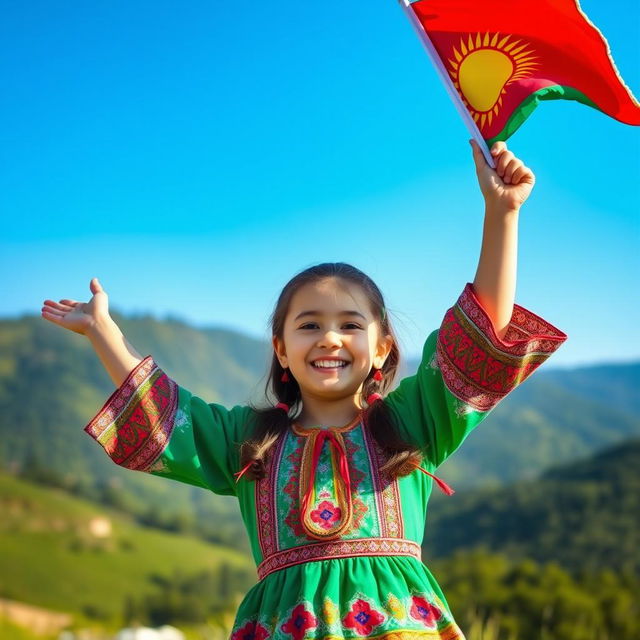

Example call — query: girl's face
[272,277,393,406]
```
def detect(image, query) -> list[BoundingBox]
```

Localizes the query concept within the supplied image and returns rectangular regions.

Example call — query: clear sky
[1,0,639,367]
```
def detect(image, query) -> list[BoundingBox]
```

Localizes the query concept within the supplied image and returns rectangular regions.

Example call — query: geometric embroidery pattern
[257,537,422,581]
[84,356,178,471]
[362,426,404,539]
[437,283,567,411]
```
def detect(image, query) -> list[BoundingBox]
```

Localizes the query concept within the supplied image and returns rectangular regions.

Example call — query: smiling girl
[42,140,566,639]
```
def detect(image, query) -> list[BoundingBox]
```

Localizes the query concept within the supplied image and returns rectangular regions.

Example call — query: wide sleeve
[384,283,567,468]
[83,356,254,496]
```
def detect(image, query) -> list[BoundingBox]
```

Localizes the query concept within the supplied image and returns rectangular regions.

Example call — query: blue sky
[1,0,638,367]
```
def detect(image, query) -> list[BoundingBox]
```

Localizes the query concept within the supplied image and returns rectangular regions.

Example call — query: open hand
[41,278,111,335]
[470,139,535,213]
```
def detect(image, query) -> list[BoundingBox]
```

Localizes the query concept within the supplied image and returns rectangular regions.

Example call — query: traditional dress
[84,284,566,639]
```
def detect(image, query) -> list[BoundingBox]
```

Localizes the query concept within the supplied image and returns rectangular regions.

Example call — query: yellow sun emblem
[447,33,539,129]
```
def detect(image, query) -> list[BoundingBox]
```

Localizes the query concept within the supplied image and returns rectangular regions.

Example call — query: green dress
[85,284,566,639]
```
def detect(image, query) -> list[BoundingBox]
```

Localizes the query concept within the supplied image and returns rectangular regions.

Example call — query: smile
[311,360,349,369]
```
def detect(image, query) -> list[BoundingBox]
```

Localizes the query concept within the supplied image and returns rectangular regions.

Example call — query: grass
[0,473,254,623]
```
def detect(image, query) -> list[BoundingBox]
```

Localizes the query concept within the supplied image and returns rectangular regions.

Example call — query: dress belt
[256,537,422,581]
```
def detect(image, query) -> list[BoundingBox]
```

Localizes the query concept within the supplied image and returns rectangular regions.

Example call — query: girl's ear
[272,336,288,368]
[374,334,394,369]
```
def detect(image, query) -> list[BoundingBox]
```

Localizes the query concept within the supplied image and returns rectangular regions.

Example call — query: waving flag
[400,0,640,148]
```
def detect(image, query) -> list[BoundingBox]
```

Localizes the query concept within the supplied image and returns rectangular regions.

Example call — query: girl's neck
[296,394,362,430]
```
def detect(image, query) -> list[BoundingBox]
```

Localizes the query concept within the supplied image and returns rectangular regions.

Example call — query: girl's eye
[297,322,362,330]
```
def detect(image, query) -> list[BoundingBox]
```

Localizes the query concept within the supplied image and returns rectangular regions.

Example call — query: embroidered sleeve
[385,283,567,467]
[84,356,253,496]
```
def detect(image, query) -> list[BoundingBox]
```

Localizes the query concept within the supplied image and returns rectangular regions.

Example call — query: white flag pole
[398,0,496,168]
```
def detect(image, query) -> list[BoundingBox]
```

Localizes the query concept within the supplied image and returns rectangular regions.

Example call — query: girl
[42,140,566,639]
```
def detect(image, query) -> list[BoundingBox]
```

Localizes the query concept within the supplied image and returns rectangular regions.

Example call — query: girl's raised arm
[43,278,250,495]
[469,140,535,340]
[41,277,143,387]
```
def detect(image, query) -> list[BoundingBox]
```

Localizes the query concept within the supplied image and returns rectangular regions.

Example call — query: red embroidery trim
[84,358,179,472]
[256,537,422,581]
[437,283,567,411]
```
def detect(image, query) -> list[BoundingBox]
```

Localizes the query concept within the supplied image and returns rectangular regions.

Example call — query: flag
[404,0,640,145]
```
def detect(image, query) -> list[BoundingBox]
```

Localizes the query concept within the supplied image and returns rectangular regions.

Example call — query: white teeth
[312,360,348,368]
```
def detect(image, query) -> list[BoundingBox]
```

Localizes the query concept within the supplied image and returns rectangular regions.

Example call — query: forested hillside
[425,438,640,575]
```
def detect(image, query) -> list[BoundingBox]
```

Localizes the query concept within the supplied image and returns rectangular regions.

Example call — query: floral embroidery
[409,595,442,628]
[281,603,317,639]
[231,620,270,640]
[385,594,406,621]
[173,407,190,432]
[343,598,385,636]
[310,500,342,530]
[322,597,340,626]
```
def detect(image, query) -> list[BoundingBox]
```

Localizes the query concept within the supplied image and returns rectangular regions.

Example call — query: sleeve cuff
[84,356,179,471]
[436,283,567,412]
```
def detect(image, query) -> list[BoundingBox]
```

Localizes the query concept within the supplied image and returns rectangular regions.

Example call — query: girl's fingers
[59,299,81,306]
[503,159,523,184]
[44,300,74,312]
[496,151,515,177]
[491,141,507,156]
[510,165,530,185]
[41,309,63,323]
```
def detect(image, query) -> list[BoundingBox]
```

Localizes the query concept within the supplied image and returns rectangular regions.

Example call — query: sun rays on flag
[447,33,539,130]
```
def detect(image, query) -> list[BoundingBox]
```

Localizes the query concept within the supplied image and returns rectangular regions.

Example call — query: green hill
[0,472,255,622]
[424,438,640,575]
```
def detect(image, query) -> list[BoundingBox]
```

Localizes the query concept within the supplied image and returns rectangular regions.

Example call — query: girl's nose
[318,330,342,348]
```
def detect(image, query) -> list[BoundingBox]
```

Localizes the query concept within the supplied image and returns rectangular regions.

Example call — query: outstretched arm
[469,140,535,340]
[42,278,143,387]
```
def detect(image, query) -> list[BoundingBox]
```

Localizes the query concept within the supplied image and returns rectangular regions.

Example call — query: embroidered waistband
[257,537,422,581]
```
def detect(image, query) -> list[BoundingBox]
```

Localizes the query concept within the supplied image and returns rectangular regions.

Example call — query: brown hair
[241,262,422,480]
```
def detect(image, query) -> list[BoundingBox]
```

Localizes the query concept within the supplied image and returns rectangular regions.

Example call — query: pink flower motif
[281,603,317,640]
[409,595,442,628]
[343,598,385,636]
[310,500,341,530]
[231,620,270,640]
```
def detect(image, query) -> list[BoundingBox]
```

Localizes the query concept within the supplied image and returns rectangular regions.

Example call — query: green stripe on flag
[486,85,601,146]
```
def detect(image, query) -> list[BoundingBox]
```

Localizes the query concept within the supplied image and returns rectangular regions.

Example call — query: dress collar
[291,413,362,437]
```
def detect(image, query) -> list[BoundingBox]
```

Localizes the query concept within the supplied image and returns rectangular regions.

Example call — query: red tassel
[412,463,455,496]
[281,370,290,383]
[373,369,383,382]
[234,461,254,483]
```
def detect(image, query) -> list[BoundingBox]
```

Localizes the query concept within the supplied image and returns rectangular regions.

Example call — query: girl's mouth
[311,360,349,369]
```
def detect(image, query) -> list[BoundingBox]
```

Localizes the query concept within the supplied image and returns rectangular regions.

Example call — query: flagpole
[398,0,496,169]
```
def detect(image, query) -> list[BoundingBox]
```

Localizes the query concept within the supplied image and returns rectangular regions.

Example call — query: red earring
[373,369,383,382]
[281,369,290,383]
